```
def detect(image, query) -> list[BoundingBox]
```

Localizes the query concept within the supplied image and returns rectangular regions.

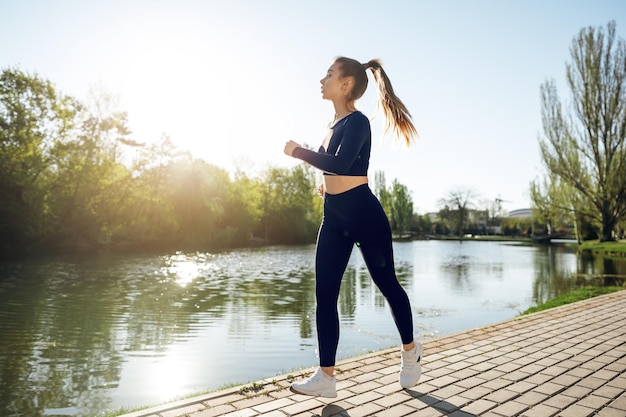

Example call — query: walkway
[119,290,626,417]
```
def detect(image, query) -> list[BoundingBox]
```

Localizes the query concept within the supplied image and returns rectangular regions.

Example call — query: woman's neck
[333,102,357,122]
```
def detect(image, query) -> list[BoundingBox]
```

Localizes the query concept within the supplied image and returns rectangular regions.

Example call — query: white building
[508,208,532,218]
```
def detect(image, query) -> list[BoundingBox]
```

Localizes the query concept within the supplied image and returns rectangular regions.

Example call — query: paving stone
[280,397,325,415]
[607,394,626,410]
[561,384,594,399]
[558,403,596,417]
[519,403,560,417]
[347,380,383,394]
[514,390,549,406]
[250,397,294,413]
[579,376,611,390]
[375,403,417,417]
[191,404,236,417]
[220,409,257,417]
[490,400,528,416]
[161,403,206,417]
[593,384,624,399]
[595,406,626,417]
[484,388,519,404]
[461,398,498,415]
[576,394,611,409]
[543,393,578,410]
[458,385,492,401]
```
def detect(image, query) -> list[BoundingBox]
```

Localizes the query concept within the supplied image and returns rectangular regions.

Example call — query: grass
[578,240,626,257]
[520,286,625,315]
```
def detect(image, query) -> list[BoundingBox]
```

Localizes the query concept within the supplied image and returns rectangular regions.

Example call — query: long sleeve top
[292,111,371,176]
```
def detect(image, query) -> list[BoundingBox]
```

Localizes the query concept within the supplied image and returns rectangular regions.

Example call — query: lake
[0,240,623,416]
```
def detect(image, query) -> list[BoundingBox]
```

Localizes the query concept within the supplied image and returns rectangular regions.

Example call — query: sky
[1,0,625,213]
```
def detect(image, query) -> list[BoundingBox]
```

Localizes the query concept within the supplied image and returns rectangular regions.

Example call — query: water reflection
[0,241,624,416]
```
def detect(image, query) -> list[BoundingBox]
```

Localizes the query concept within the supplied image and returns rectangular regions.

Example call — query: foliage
[374,171,391,216]
[500,217,533,237]
[0,67,324,255]
[0,67,82,247]
[4,67,539,255]
[373,171,415,234]
[390,179,413,232]
[535,21,626,242]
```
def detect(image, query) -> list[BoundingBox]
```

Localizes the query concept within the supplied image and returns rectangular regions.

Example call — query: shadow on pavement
[316,391,477,417]
[405,389,477,416]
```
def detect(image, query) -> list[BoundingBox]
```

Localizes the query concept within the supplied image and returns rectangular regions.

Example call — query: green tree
[122,134,183,247]
[411,212,433,236]
[166,158,231,247]
[0,67,81,250]
[260,165,319,244]
[538,21,626,242]
[390,179,413,233]
[48,87,137,250]
[374,170,391,217]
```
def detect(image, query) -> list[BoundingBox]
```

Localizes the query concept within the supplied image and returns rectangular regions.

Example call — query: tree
[438,187,479,239]
[373,171,415,234]
[49,86,137,249]
[374,171,391,217]
[538,21,626,242]
[0,67,81,248]
[390,179,413,233]
[259,165,319,244]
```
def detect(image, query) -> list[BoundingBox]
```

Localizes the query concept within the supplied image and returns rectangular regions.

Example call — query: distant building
[508,208,532,218]
[427,212,438,221]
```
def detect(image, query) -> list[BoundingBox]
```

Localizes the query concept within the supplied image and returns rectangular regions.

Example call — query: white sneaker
[399,342,423,388]
[290,367,337,398]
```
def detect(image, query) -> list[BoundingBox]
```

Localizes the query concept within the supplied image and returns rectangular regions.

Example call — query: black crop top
[292,111,371,176]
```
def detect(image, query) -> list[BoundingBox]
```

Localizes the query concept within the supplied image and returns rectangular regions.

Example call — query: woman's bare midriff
[323,175,368,195]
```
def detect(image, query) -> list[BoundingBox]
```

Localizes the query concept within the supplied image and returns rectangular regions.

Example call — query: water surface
[0,240,622,416]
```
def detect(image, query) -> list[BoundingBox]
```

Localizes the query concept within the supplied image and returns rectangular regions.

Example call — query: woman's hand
[283,140,301,157]
[317,183,325,198]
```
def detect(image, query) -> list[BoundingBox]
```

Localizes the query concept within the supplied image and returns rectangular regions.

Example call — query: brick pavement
[118,290,626,417]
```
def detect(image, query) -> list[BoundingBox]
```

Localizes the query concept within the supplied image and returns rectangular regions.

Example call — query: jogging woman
[283,56,422,397]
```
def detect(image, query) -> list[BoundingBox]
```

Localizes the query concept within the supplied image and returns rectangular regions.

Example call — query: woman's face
[320,63,347,101]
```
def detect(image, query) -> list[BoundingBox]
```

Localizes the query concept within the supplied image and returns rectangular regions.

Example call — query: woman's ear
[341,77,354,92]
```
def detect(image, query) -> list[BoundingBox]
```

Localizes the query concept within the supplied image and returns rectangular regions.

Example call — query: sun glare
[106,19,239,168]
[162,252,203,287]
[148,352,192,402]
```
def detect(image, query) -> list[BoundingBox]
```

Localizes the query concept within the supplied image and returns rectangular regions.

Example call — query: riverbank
[520,286,624,315]
[579,240,626,257]
[426,235,626,258]
[112,290,626,417]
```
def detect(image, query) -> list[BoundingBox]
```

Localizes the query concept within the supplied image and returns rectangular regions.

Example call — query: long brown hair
[334,56,418,146]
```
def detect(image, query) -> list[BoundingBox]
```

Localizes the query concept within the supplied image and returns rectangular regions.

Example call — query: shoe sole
[289,385,338,398]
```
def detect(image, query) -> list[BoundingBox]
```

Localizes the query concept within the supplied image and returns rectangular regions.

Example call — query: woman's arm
[286,115,369,175]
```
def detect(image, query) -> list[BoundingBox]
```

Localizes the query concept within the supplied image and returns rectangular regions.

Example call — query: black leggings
[315,184,414,367]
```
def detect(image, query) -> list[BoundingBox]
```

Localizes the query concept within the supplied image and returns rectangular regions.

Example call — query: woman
[283,57,422,398]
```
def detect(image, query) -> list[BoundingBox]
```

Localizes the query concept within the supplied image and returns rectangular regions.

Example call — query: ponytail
[365,59,418,146]
[334,56,418,146]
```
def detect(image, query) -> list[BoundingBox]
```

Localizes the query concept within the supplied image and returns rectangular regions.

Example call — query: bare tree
[438,187,479,239]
